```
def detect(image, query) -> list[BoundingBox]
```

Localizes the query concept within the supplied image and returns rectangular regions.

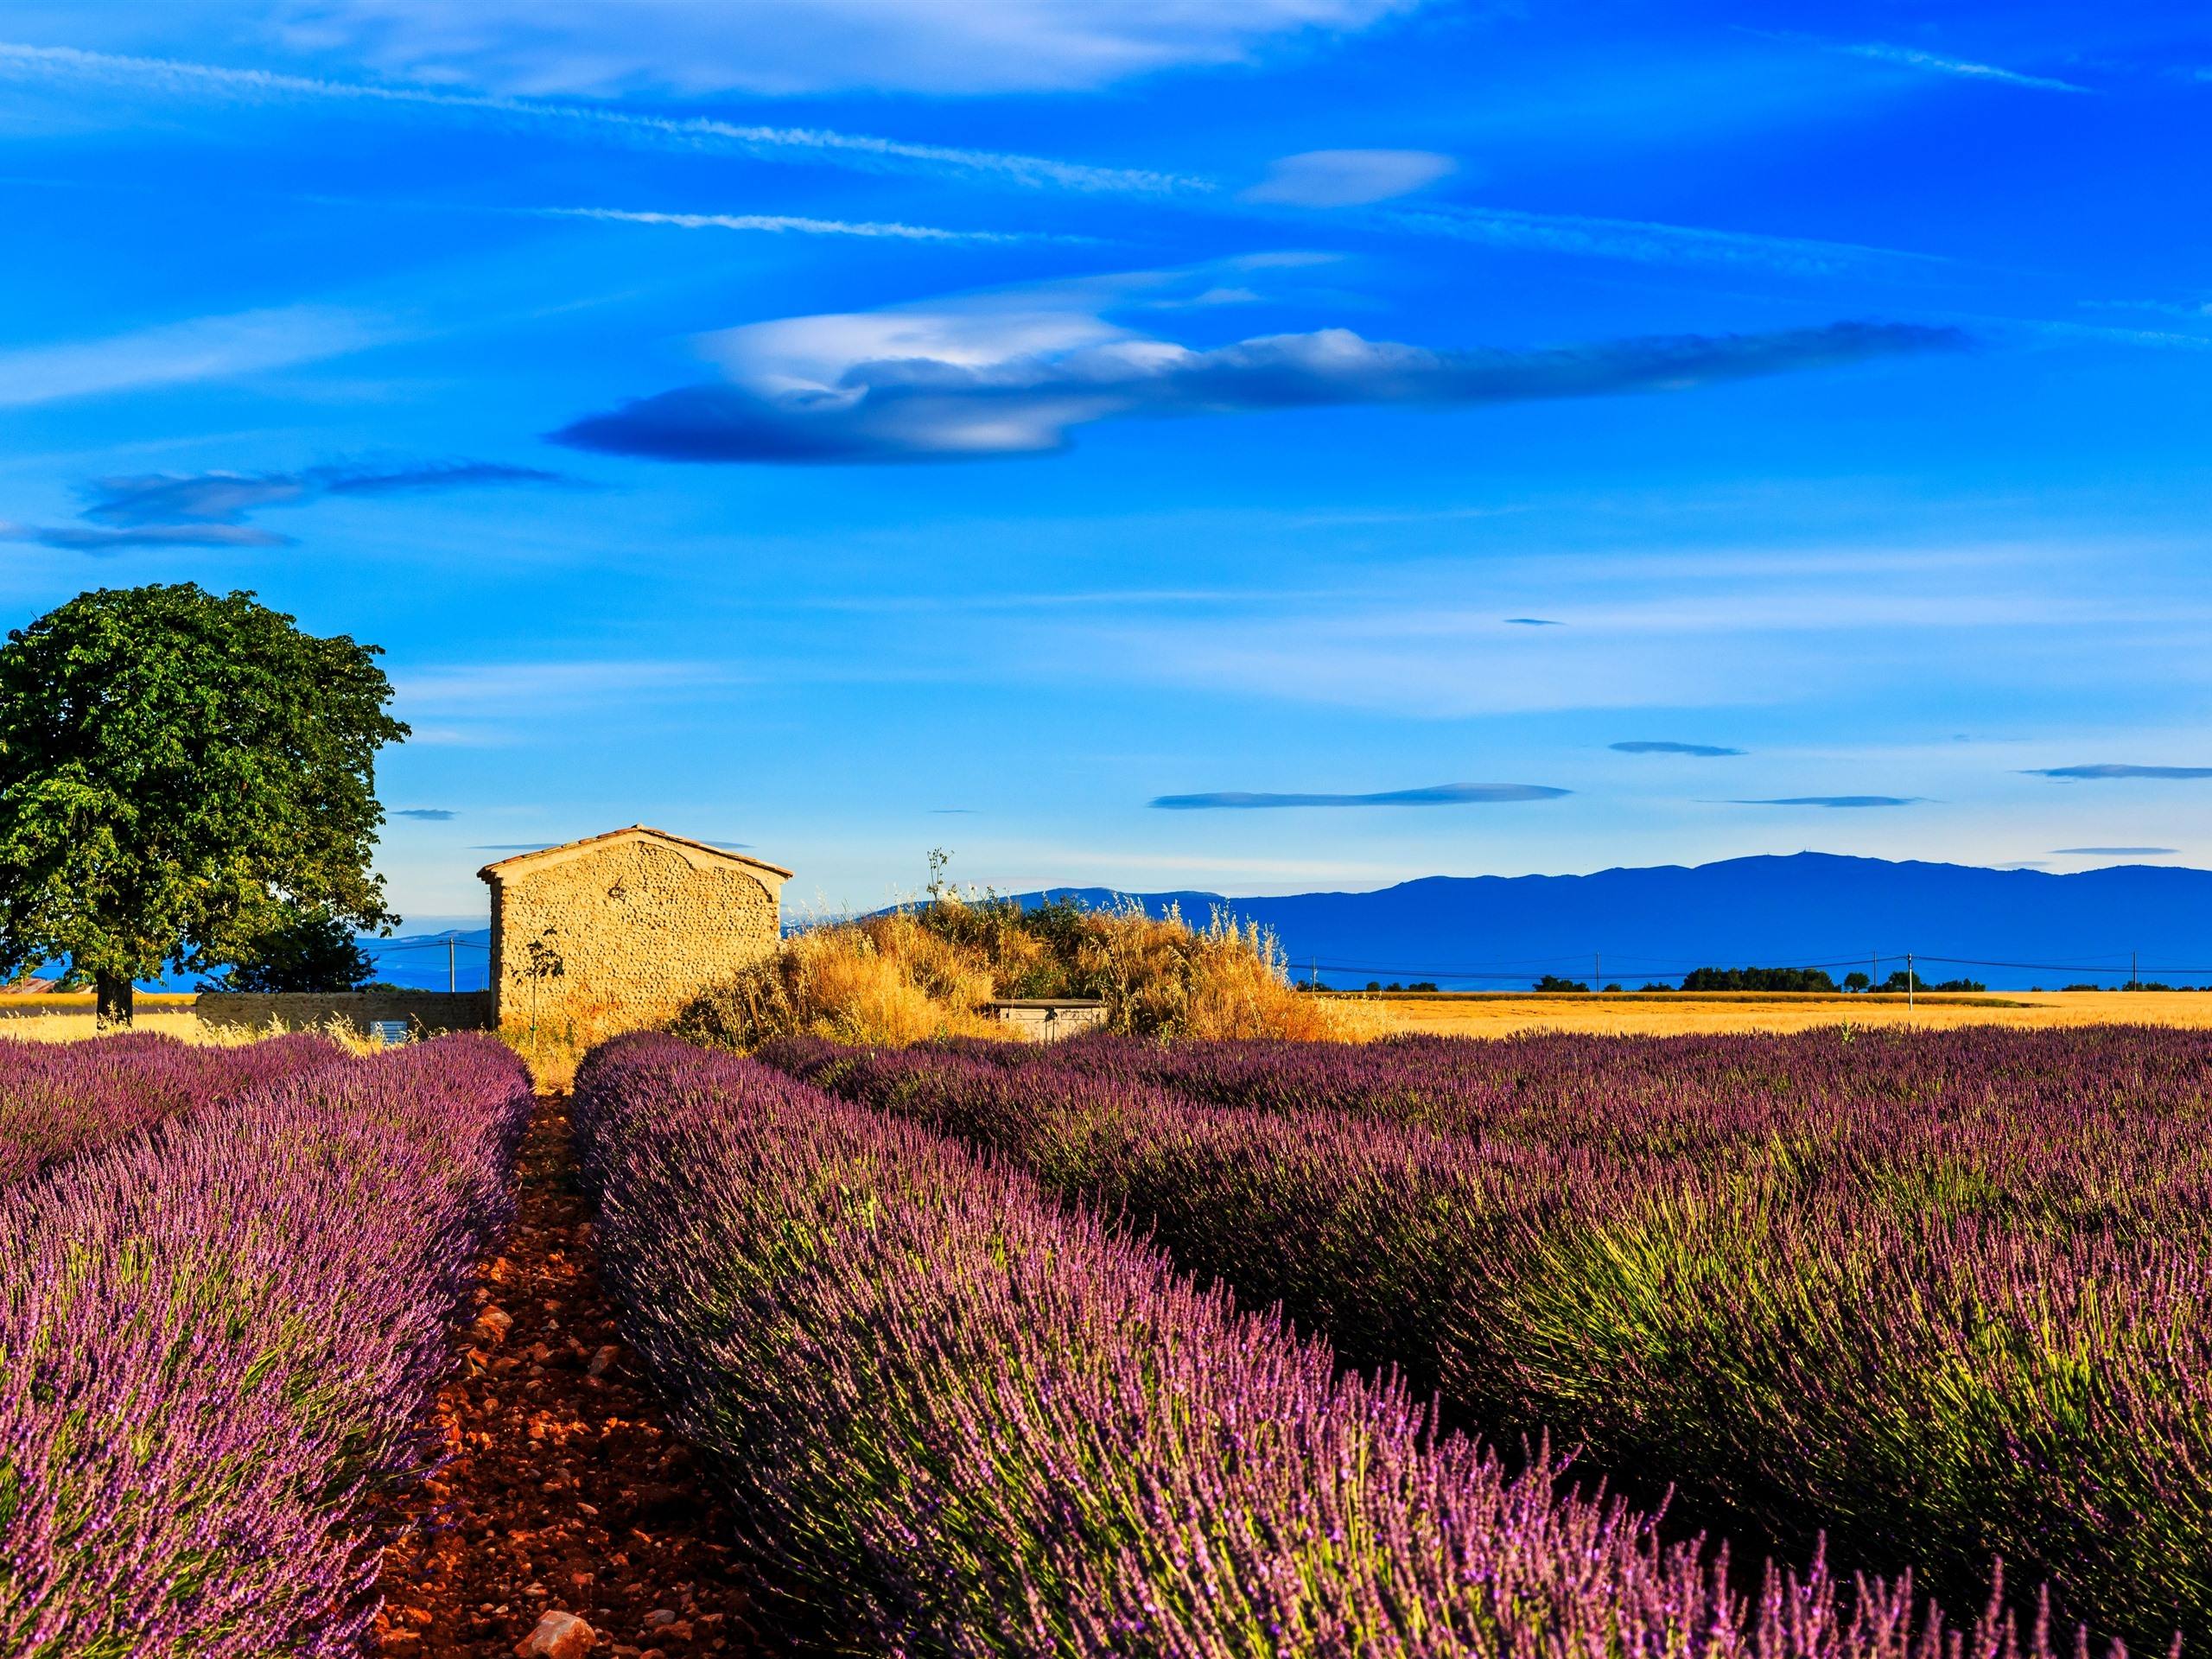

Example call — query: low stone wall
[192,990,493,1035]
[982,999,1109,1044]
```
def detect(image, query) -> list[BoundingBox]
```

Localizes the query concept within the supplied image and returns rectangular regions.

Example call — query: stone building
[477,825,791,1033]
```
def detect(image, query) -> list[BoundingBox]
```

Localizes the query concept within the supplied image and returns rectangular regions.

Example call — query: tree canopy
[1680,965,1840,993]
[0,583,407,1020]
[205,903,378,995]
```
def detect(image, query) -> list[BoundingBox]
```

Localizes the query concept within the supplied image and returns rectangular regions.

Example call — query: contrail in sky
[0,41,1208,196]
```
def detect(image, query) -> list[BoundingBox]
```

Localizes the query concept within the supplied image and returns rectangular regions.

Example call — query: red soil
[372,1096,769,1658]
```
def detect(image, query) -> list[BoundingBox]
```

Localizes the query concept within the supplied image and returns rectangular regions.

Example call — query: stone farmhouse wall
[483,830,787,1034]
[193,990,492,1034]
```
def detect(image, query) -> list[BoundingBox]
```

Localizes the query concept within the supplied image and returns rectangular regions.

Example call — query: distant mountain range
[1006,853,2212,991]
[85,854,2212,996]
[358,927,494,993]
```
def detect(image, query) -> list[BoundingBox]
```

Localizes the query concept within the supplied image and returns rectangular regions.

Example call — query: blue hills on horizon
[93,852,2212,995]
[1005,852,2212,992]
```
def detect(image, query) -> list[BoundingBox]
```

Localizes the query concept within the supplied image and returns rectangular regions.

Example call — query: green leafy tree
[207,903,376,993]
[0,584,406,1024]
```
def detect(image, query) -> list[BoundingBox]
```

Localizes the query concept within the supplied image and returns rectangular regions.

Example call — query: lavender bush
[0,1032,531,1656]
[0,1028,344,1187]
[766,1028,2212,1653]
[578,1032,2097,1659]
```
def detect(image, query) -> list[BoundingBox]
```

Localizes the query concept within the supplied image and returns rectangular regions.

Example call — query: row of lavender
[0,1029,346,1187]
[766,1027,2212,1656]
[0,1033,532,1656]
[578,1033,2100,1659]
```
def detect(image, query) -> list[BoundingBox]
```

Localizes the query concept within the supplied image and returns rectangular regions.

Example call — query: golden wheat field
[14,988,2212,1052]
[0,997,385,1052]
[1351,989,2212,1037]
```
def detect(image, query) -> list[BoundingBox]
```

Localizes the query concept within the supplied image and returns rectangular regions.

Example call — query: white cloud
[0,41,1203,194]
[0,304,391,408]
[394,658,744,715]
[535,207,1080,244]
[270,0,1422,95]
[553,274,1960,464]
[1244,148,1456,207]
[1833,41,2090,94]
[995,541,2209,719]
[1390,203,1946,277]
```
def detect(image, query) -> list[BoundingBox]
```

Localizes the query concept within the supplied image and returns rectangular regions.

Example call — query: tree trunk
[94,969,134,1028]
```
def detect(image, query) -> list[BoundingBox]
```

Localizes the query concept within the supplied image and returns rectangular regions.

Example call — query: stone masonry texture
[192,990,493,1033]
[481,829,787,1034]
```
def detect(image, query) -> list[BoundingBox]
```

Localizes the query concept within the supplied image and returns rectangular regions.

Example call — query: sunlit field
[0,996,381,1052]
[16,988,2212,1052]
[1354,988,2212,1037]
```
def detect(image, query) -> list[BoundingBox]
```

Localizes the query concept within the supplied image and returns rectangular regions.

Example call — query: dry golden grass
[0,992,198,1014]
[0,1007,386,1052]
[1084,908,1376,1041]
[1352,989,2212,1039]
[497,991,688,1091]
[673,899,1371,1052]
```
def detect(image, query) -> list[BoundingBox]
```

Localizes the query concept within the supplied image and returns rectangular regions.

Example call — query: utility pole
[1906,951,1915,1013]
[448,933,456,995]
[2132,950,2139,991]
[1594,950,1601,991]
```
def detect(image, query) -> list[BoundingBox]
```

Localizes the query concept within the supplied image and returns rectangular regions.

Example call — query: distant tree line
[1521,965,1991,994]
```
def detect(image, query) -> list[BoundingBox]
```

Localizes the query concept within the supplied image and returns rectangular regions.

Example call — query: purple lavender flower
[0,1033,531,1654]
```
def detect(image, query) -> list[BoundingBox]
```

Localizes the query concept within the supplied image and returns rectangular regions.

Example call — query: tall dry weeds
[672,896,1369,1052]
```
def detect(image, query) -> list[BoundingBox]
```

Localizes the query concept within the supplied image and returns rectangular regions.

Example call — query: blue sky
[2,0,2208,927]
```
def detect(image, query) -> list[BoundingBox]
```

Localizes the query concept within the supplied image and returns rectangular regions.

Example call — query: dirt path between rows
[372,1095,767,1658]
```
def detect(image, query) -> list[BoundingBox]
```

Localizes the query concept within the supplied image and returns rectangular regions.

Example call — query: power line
[365,935,490,955]
[1305,950,2212,982]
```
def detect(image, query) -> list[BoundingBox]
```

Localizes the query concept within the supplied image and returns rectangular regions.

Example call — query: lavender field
[578,1032,2092,1659]
[0,1032,531,1654]
[760,1027,2212,1656]
[0,1028,346,1188]
[6,1021,2203,1656]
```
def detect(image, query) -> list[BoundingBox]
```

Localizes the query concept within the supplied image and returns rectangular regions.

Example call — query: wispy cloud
[393,807,458,820]
[1151,783,1571,809]
[2077,297,2212,321]
[81,461,566,525]
[1831,41,2091,94]
[2026,763,2212,779]
[534,207,1083,245]
[553,280,1966,465]
[2051,846,2178,855]
[9,459,567,553]
[216,0,1415,98]
[1504,616,1562,626]
[1386,203,1947,277]
[0,303,392,409]
[2012,318,2212,353]
[1244,149,1456,207]
[1727,795,1923,807]
[396,658,744,715]
[0,520,285,554]
[1612,741,1745,757]
[0,41,1204,194]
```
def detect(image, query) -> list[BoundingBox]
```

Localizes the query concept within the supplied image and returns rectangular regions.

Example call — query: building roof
[476,824,794,885]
